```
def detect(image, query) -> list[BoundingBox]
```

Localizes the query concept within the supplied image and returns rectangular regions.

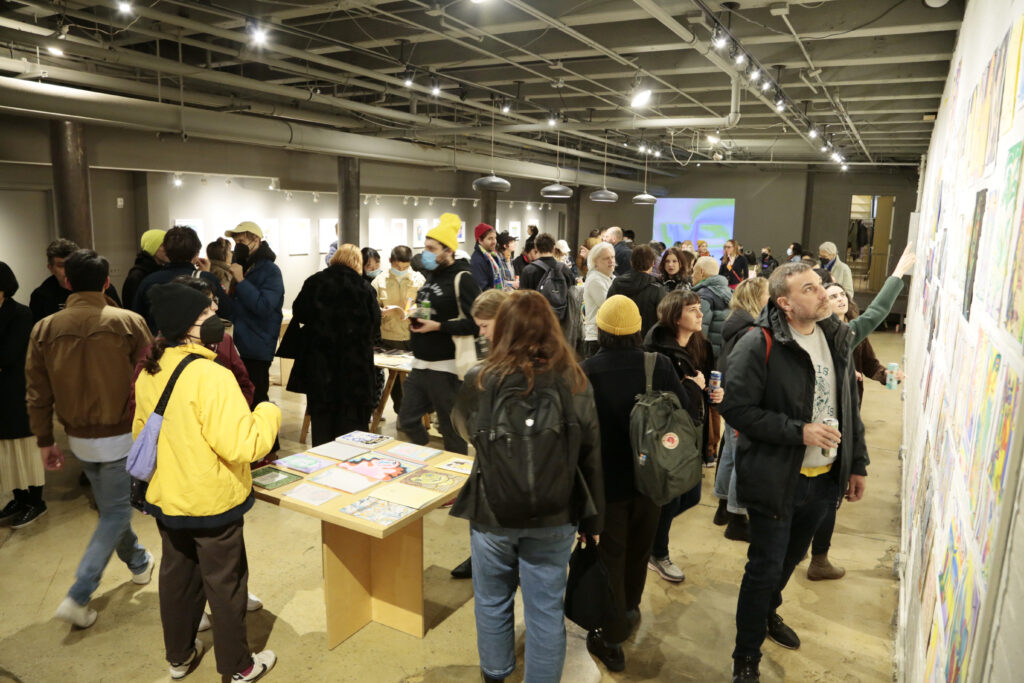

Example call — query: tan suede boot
[807,553,846,580]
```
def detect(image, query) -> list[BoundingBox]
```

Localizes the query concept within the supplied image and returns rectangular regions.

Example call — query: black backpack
[533,259,569,320]
[470,375,580,527]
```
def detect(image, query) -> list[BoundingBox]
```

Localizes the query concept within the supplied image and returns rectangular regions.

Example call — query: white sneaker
[55,596,97,628]
[169,637,204,679]
[648,555,685,583]
[131,551,155,585]
[232,650,276,681]
[246,592,263,612]
[198,612,211,632]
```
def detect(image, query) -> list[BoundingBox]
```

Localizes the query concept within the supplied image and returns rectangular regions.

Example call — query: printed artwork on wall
[260,219,280,254]
[509,221,521,239]
[413,218,428,248]
[284,217,311,256]
[458,221,466,244]
[318,219,336,254]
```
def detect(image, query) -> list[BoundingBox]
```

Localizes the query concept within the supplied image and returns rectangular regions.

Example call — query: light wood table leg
[370,370,399,432]
[322,519,424,649]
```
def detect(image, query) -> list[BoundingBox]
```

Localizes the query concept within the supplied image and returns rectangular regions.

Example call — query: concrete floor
[0,332,904,683]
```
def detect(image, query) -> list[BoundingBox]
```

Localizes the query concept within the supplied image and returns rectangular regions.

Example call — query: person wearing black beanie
[148,283,214,343]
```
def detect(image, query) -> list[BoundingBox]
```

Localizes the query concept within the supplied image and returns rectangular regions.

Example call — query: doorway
[848,194,895,292]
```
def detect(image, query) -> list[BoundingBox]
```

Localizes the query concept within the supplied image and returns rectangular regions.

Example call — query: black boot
[733,656,760,682]
[586,630,625,672]
[0,490,27,522]
[713,498,729,526]
[450,556,472,579]
[724,513,750,542]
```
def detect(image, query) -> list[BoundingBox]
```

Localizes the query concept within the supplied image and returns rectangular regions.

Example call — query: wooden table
[371,352,414,432]
[253,445,470,648]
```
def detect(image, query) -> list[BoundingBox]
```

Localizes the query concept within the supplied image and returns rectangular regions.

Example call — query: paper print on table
[307,441,368,461]
[413,218,428,248]
[310,466,376,494]
[340,496,416,526]
[961,189,986,320]
[435,458,473,475]
[284,217,312,256]
[336,431,393,448]
[273,453,337,474]
[370,481,443,509]
[251,466,302,490]
[339,454,422,481]
[376,441,443,462]
[400,469,466,494]
[283,482,342,506]
[318,218,337,254]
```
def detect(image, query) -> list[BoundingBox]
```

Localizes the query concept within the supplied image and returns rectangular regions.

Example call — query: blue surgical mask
[421,250,439,270]
[391,267,409,278]
[366,268,382,279]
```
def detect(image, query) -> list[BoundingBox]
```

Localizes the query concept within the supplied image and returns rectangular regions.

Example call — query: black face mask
[232,243,250,269]
[820,257,830,268]
[199,316,226,345]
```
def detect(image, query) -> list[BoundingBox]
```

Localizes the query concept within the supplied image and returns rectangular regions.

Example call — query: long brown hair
[661,246,693,283]
[477,290,586,393]
[656,289,709,368]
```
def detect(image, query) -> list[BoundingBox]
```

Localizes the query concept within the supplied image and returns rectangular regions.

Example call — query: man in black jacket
[398,213,481,454]
[603,227,633,276]
[719,262,868,683]
[606,245,666,337]
[30,239,122,322]
[121,229,168,309]
[512,237,538,277]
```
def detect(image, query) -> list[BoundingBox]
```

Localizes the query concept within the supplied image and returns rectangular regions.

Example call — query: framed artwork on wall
[413,218,428,248]
[284,217,311,256]
[318,219,336,254]
[509,221,521,239]
[260,219,280,254]
[458,221,466,244]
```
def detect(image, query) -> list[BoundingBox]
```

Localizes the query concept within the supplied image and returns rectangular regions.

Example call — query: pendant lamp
[473,107,511,193]
[541,130,574,199]
[589,137,619,203]
[631,146,656,205]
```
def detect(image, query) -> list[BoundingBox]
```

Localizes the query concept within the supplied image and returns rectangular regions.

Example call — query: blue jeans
[470,522,576,682]
[714,424,746,514]
[733,474,838,660]
[68,457,148,605]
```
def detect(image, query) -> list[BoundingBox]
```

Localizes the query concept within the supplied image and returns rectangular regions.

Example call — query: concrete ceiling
[0,0,960,181]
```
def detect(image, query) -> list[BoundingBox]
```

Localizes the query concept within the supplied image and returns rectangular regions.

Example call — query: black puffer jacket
[692,275,731,358]
[450,367,605,534]
[122,251,161,313]
[718,301,869,519]
[285,264,380,407]
[606,271,666,337]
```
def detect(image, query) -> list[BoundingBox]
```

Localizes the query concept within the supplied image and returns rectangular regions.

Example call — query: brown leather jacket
[25,291,153,446]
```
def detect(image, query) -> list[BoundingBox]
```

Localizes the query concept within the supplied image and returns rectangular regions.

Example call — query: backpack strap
[154,354,203,416]
[643,352,657,394]
[453,270,467,321]
[762,328,773,363]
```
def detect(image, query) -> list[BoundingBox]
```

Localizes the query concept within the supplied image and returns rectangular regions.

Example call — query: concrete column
[338,156,360,245]
[49,120,93,248]
[565,189,582,247]
[479,189,497,226]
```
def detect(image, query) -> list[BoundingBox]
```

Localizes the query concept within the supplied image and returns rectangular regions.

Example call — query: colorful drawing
[339,454,422,481]
[961,189,986,320]
[273,453,337,474]
[400,470,466,494]
[436,458,473,475]
[340,496,416,526]
[251,466,302,490]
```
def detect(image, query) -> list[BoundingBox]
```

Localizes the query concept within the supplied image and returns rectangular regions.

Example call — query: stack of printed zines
[250,431,473,528]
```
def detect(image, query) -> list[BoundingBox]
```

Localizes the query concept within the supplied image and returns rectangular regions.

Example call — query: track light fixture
[820,143,828,153]
[749,68,760,82]
[761,80,771,92]
[707,132,720,145]
[431,78,440,96]
[362,195,369,205]
[413,197,420,206]
[548,113,557,126]
[734,52,746,66]
[501,100,511,114]
[808,127,818,139]
[841,164,849,171]
[172,173,182,187]
[117,1,131,13]
[312,192,320,203]
[712,29,728,50]
[286,191,293,201]
[630,88,652,109]
[403,70,413,87]
[375,195,381,206]
[251,26,267,45]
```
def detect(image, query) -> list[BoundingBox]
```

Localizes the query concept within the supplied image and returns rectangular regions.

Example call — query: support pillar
[479,189,497,227]
[49,120,93,248]
[565,189,582,247]
[338,156,361,245]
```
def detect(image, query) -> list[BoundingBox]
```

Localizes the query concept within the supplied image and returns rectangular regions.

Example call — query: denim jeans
[651,482,701,560]
[470,522,576,682]
[69,457,148,605]
[714,424,746,514]
[733,473,838,660]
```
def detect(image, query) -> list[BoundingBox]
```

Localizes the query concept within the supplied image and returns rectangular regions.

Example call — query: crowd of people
[0,215,916,683]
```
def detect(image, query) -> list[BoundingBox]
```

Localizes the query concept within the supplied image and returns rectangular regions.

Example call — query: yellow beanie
[596,295,642,335]
[427,213,461,251]
[140,229,166,256]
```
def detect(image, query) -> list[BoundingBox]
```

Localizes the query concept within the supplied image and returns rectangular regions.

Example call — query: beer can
[821,417,840,458]
[709,370,722,392]
[886,362,900,390]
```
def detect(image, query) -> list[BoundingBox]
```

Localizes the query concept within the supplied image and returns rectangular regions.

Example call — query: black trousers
[242,357,279,452]
[380,339,411,413]
[397,368,467,454]
[308,401,372,447]
[157,519,252,675]
[597,495,661,644]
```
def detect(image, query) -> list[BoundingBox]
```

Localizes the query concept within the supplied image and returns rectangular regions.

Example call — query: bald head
[603,227,623,244]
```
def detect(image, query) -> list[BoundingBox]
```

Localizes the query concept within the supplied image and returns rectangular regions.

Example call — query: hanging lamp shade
[472,174,511,192]
[589,188,619,203]
[540,182,573,199]
[631,192,657,205]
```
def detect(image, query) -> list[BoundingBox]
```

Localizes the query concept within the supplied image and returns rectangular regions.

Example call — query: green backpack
[629,352,703,505]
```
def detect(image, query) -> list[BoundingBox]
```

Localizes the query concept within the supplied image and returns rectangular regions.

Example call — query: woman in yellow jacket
[134,283,280,682]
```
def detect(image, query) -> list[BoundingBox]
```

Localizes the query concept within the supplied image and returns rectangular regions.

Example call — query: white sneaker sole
[647,560,685,583]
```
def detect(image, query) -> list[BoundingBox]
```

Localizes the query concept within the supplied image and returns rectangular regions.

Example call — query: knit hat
[140,229,166,257]
[0,261,18,298]
[225,221,264,239]
[474,222,495,242]
[596,295,642,335]
[427,213,461,251]
[148,283,212,341]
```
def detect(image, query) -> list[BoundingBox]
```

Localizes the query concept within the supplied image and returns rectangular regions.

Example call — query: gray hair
[587,241,615,272]
[769,262,813,302]
[819,241,838,258]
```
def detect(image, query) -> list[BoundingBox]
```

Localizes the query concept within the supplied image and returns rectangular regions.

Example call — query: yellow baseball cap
[225,221,264,239]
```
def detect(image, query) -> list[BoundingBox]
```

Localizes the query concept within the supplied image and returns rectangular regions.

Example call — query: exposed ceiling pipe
[0,76,665,194]
[380,77,741,138]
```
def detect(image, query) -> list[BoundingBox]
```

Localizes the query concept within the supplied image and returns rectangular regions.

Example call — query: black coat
[410,259,480,362]
[720,254,749,287]
[581,347,689,503]
[606,271,666,338]
[122,251,162,312]
[285,264,380,408]
[718,301,869,519]
[613,241,633,276]
[30,275,121,323]
[133,264,233,331]
[0,297,33,439]
[717,308,756,380]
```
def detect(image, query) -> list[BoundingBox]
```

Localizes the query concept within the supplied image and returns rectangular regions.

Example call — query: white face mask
[786,248,793,256]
